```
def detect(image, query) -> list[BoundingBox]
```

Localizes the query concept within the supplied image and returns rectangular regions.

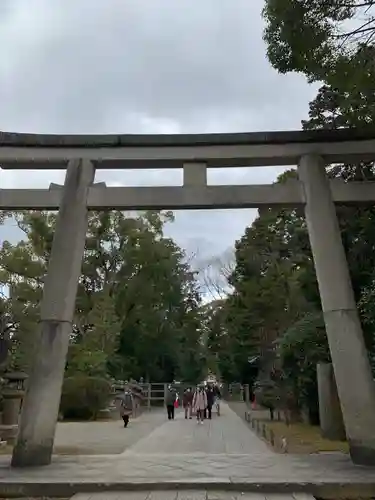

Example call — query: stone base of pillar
[349,440,375,466]
[11,438,54,467]
[317,363,346,441]
[324,309,375,464]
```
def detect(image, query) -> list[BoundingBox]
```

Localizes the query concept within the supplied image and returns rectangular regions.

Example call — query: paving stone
[264,496,304,500]
[176,491,207,500]
[240,495,268,500]
[72,494,151,500]
[207,492,239,500]
[292,495,315,500]
[148,492,178,500]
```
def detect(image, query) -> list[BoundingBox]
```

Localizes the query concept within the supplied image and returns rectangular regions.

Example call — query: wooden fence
[224,383,251,405]
[112,381,187,412]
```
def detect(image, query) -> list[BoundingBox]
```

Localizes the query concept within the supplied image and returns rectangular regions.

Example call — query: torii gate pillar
[11,159,95,467]
[298,154,375,465]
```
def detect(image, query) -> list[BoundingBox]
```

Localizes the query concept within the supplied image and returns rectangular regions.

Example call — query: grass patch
[258,418,349,454]
[229,402,349,454]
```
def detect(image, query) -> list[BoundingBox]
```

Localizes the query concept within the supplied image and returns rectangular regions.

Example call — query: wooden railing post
[244,384,250,407]
[164,383,168,407]
[147,383,151,412]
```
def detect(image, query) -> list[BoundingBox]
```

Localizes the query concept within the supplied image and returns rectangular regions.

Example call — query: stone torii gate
[1,128,375,467]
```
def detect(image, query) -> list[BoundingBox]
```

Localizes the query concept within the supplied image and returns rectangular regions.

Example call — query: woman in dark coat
[182,387,193,419]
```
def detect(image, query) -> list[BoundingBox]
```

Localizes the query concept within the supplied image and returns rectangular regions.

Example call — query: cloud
[0,0,318,272]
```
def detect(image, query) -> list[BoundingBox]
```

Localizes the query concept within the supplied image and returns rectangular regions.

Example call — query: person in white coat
[192,386,207,424]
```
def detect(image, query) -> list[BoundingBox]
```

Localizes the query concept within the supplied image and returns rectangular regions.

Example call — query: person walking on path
[166,385,177,420]
[214,383,222,416]
[193,386,207,424]
[119,388,134,428]
[206,385,215,420]
[182,387,193,419]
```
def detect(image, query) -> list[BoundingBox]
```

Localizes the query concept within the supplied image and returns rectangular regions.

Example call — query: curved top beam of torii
[0,127,375,169]
[1,127,375,210]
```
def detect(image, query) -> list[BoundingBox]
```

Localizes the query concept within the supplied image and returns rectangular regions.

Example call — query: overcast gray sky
[0,0,318,295]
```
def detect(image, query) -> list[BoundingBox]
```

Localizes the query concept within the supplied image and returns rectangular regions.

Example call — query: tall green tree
[0,210,203,383]
[205,175,316,386]
[263,0,375,92]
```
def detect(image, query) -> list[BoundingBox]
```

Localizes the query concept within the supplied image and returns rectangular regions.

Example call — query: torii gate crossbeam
[2,181,375,210]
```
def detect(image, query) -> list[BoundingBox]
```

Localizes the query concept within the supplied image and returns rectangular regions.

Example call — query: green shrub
[254,379,280,410]
[278,311,330,414]
[60,375,112,421]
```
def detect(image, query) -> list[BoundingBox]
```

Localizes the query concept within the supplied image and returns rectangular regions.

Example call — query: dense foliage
[263,0,375,92]
[0,210,206,418]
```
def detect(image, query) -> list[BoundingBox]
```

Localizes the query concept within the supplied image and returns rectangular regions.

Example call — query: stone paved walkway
[123,402,270,455]
[0,403,375,497]
[54,409,166,454]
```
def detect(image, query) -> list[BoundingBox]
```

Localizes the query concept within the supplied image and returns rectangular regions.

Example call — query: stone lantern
[0,371,28,444]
